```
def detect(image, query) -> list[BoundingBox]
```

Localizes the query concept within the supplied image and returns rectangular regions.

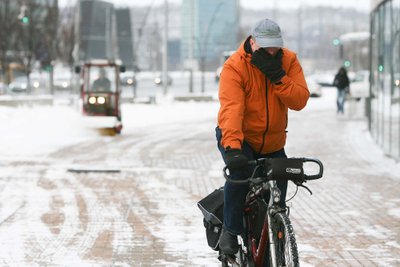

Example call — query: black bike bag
[197,187,224,251]
[268,158,305,183]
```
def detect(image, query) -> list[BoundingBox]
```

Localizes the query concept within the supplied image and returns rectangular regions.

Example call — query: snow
[0,97,218,158]
[0,87,399,265]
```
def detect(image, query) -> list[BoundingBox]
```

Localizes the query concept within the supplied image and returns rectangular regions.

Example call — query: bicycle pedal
[226,255,238,264]
[218,253,238,265]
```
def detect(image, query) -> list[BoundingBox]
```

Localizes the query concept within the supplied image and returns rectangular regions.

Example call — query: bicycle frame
[220,157,323,267]
[244,180,283,267]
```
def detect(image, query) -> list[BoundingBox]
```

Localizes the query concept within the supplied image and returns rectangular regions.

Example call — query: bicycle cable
[285,183,313,203]
[285,184,299,202]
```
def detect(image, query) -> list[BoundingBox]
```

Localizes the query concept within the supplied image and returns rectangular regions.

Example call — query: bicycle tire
[270,212,299,267]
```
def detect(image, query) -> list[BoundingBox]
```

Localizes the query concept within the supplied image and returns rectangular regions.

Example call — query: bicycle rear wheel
[270,212,299,267]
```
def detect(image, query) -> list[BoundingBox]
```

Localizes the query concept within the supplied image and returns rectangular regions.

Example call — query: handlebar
[223,157,324,185]
[302,158,324,180]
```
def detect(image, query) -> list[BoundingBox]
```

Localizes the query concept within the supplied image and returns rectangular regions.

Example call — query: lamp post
[199,1,223,93]
[162,0,168,95]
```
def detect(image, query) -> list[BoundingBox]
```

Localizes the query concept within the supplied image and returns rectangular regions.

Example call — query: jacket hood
[236,36,253,63]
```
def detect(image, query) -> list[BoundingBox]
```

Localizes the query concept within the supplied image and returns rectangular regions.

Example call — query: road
[0,87,399,266]
[121,71,219,100]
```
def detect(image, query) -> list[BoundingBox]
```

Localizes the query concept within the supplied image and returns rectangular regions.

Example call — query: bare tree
[0,0,20,84]
[57,5,75,67]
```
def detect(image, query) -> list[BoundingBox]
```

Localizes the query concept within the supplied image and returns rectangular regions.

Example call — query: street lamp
[199,1,224,93]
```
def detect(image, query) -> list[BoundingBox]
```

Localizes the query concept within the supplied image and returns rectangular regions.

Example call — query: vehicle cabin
[75,59,125,133]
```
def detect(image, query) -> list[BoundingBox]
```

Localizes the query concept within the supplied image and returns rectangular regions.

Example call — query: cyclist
[216,18,310,255]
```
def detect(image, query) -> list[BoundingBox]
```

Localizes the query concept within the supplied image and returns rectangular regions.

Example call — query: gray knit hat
[251,18,284,48]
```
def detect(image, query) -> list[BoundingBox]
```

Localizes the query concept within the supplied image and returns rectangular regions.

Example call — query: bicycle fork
[267,180,281,267]
[268,212,278,267]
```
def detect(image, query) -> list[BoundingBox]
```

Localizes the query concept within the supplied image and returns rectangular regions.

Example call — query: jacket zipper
[258,79,269,154]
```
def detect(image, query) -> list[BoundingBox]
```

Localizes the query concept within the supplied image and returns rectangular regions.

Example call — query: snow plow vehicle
[75,59,125,134]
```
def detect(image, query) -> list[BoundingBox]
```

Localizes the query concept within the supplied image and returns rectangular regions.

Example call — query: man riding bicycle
[216,18,310,255]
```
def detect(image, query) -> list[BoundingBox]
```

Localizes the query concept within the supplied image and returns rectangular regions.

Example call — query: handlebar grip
[303,158,324,180]
[222,166,249,184]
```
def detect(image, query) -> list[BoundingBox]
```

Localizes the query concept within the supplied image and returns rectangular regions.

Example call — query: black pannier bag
[268,158,305,184]
[197,187,224,250]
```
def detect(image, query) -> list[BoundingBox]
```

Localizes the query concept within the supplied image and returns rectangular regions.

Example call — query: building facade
[116,8,134,70]
[181,0,240,70]
[74,0,118,61]
[369,0,400,159]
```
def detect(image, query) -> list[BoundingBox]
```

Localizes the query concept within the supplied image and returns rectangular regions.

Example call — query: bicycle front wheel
[270,212,299,267]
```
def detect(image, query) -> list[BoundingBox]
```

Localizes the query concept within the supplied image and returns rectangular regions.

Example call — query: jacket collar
[237,36,253,62]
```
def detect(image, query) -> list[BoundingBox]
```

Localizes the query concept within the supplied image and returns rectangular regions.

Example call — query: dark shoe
[219,228,239,254]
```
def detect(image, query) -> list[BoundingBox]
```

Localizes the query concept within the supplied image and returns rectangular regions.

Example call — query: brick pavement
[0,94,399,266]
[153,96,400,266]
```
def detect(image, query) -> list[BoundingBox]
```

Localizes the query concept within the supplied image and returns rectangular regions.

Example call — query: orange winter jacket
[218,38,309,154]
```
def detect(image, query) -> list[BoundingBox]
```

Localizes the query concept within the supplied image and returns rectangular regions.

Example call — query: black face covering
[244,36,253,54]
[250,48,286,83]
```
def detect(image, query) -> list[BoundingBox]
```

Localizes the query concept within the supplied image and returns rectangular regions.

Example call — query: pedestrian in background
[333,67,350,114]
[216,18,309,256]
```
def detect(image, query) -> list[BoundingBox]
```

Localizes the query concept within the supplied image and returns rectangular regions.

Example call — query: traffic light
[344,60,351,68]
[18,5,29,25]
[332,38,340,46]
[20,15,29,24]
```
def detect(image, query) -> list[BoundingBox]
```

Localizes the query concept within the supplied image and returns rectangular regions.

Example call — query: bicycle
[198,157,323,267]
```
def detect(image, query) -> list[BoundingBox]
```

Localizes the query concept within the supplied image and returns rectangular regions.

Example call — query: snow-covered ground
[0,88,399,266]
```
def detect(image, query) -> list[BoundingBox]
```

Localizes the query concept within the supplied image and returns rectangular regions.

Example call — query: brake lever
[298,183,313,195]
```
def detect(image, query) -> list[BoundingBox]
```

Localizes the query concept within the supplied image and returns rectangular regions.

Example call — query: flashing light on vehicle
[97,96,106,104]
[126,78,133,85]
[88,96,97,104]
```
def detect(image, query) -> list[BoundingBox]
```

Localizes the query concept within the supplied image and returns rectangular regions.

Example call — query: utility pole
[162,0,168,95]
[200,2,223,93]
[297,6,303,59]
[188,0,194,93]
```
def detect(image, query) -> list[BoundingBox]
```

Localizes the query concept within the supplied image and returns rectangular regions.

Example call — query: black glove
[225,149,248,170]
[251,49,285,83]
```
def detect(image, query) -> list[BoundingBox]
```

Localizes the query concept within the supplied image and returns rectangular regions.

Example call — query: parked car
[154,74,172,86]
[0,81,5,95]
[306,78,322,97]
[307,71,336,87]
[8,76,28,93]
[120,71,137,87]
[349,70,369,98]
[30,72,48,92]
[54,72,72,91]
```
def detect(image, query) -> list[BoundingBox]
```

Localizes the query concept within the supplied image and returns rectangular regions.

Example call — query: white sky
[60,0,371,11]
